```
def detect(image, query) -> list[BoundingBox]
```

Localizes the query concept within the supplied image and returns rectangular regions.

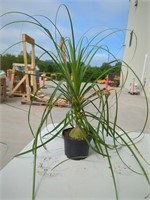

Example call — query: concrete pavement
[0,81,149,170]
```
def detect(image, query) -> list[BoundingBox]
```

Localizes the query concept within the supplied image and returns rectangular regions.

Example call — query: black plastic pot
[62,128,91,160]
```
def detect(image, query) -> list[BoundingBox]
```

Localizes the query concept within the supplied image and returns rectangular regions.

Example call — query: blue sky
[1,0,129,66]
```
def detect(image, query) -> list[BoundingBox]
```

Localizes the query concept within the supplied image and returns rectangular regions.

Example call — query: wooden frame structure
[9,34,37,102]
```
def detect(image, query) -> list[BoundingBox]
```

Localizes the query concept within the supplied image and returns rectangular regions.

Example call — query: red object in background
[7,69,11,81]
[105,75,109,89]
[132,79,135,94]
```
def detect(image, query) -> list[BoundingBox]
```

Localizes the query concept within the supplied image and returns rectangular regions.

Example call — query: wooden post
[22,34,31,101]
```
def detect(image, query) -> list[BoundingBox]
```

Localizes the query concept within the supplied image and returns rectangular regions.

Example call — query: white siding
[122,0,150,99]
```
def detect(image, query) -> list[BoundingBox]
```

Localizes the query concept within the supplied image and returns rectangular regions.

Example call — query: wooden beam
[22,34,34,45]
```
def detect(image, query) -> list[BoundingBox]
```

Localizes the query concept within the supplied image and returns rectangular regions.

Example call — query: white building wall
[122,0,150,99]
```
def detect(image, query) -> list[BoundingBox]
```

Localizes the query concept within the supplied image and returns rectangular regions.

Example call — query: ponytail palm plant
[1,4,149,200]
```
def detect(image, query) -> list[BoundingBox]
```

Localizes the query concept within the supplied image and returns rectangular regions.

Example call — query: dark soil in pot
[62,128,91,160]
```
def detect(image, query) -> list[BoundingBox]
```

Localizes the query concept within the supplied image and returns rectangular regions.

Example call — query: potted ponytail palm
[1,4,150,200]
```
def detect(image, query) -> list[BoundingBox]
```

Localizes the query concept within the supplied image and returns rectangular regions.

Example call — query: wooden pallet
[21,92,49,106]
[21,99,48,106]
[53,98,70,108]
[21,93,70,108]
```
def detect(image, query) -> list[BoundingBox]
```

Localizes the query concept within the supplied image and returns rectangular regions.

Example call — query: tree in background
[1,53,121,82]
[1,52,31,71]
[1,54,16,71]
